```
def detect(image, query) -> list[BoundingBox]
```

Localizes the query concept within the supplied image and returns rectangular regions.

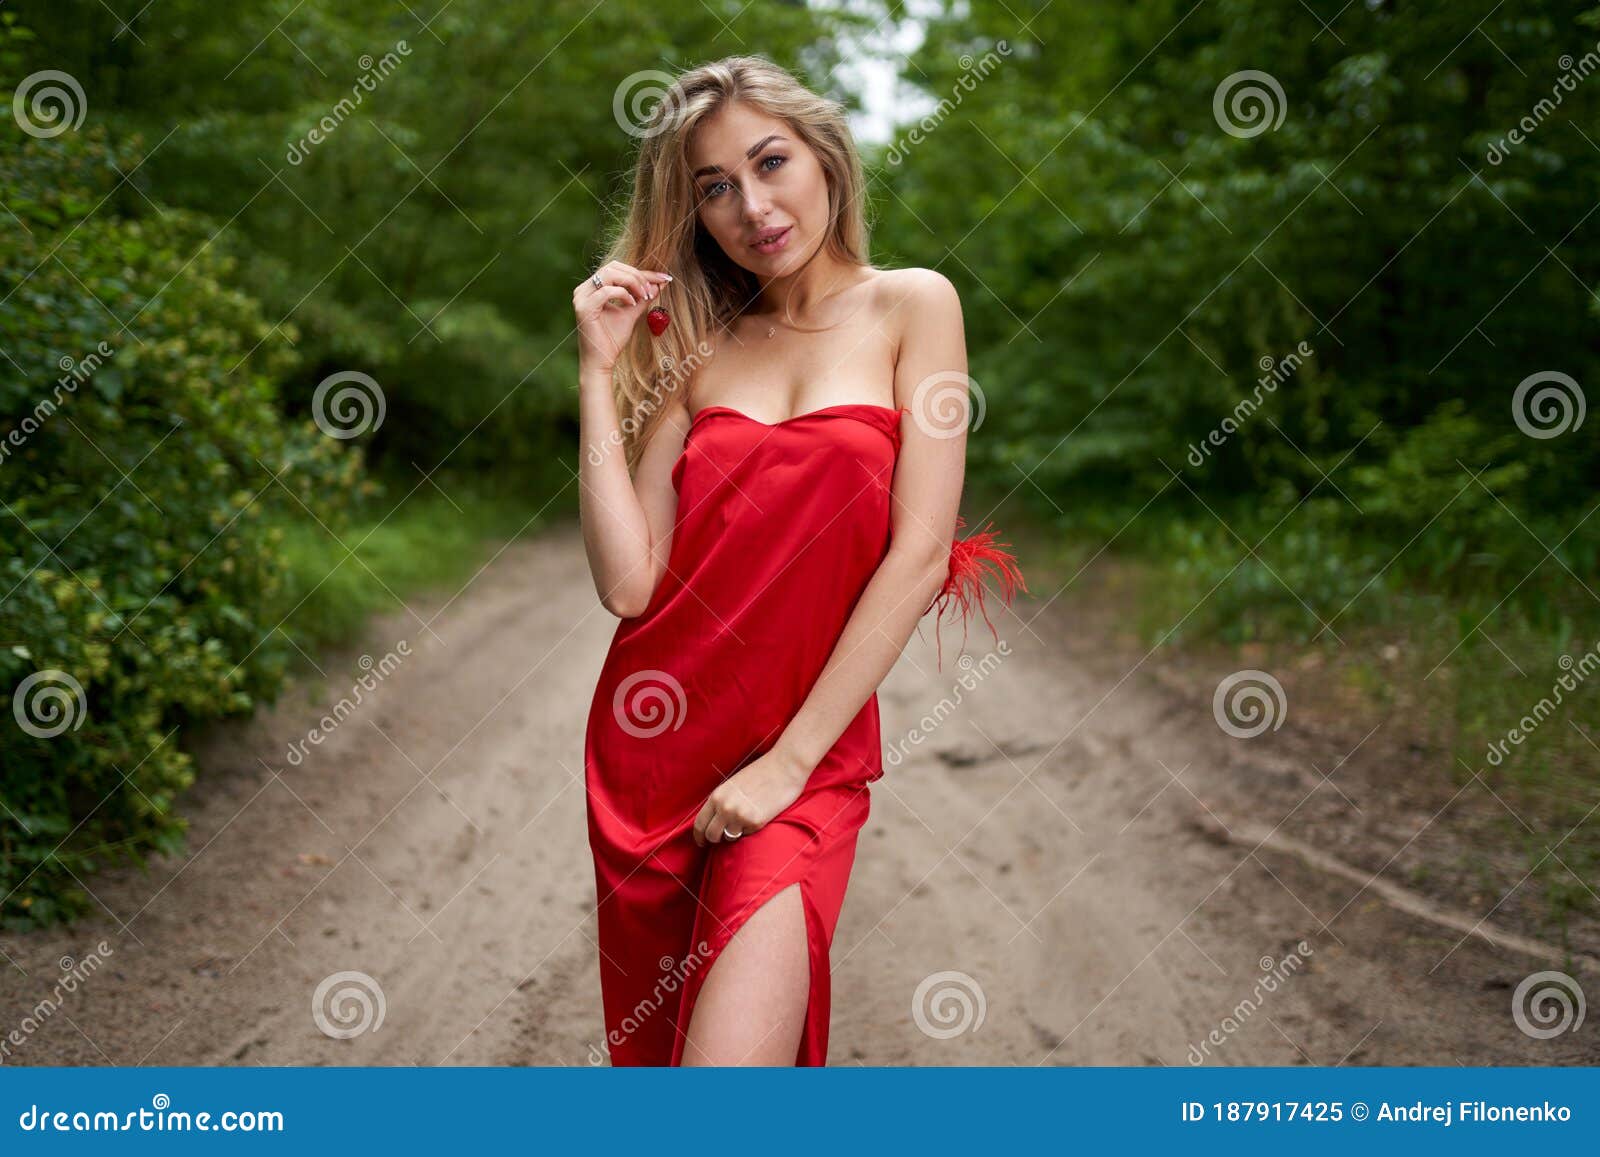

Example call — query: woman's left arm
[692,269,970,845]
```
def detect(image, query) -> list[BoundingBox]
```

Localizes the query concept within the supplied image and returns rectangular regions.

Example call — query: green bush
[0,108,364,929]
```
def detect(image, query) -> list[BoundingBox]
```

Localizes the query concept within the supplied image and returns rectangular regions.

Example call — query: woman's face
[687,102,829,277]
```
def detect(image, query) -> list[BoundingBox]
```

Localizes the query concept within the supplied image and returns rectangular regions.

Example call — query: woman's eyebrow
[692,135,788,179]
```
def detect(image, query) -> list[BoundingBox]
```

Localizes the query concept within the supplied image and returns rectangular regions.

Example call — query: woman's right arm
[573,261,681,618]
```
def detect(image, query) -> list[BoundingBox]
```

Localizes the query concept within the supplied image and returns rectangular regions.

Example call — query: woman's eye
[703,155,786,200]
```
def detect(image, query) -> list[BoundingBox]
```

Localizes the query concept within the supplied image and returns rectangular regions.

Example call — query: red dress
[583,401,1024,1066]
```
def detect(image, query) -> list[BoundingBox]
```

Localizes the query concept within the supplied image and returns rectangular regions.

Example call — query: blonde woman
[575,54,1024,1066]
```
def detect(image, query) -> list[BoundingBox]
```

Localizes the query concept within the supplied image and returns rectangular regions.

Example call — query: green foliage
[882,0,1599,571]
[3,0,1598,938]
[0,0,848,477]
[0,97,363,928]
[0,0,846,929]
[879,0,1600,934]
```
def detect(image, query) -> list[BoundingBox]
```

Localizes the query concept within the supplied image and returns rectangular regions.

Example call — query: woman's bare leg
[680,882,810,1065]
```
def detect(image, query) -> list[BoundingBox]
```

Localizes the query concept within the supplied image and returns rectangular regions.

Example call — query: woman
[575,55,1024,1066]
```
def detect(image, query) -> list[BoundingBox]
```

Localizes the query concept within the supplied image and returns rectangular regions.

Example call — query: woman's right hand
[573,261,672,375]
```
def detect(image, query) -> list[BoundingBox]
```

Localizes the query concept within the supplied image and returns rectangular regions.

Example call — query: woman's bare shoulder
[872,267,963,366]
[872,265,960,309]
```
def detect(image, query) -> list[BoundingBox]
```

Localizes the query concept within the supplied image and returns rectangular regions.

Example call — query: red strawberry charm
[646,306,671,337]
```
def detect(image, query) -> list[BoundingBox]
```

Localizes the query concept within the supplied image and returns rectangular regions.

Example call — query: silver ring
[723,826,743,840]
[590,272,605,290]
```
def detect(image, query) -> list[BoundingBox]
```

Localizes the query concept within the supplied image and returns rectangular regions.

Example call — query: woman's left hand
[692,747,813,846]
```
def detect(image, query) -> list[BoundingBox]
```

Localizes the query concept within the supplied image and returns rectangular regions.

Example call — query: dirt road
[3,521,1594,1066]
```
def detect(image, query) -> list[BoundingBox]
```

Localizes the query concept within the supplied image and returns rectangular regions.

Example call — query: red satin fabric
[583,402,903,1066]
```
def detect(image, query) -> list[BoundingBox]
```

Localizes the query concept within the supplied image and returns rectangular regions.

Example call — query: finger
[629,271,662,302]
[692,798,714,847]
[609,264,672,302]
[577,265,623,298]
[579,271,643,308]
[588,288,642,319]
[597,286,637,310]
[612,261,674,287]
[600,265,659,304]
[710,803,744,845]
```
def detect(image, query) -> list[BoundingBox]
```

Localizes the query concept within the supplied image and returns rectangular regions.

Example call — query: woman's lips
[752,226,792,254]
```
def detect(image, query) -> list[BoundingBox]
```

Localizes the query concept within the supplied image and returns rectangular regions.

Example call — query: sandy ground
[2,519,1595,1067]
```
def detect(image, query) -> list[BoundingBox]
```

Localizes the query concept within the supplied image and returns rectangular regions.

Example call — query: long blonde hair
[597,54,873,470]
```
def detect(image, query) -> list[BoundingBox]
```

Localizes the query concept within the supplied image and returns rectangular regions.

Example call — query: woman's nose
[739,185,770,220]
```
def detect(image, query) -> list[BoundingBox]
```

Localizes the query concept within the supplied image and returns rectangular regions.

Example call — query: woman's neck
[750,250,866,322]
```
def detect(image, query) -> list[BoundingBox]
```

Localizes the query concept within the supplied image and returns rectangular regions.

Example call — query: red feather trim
[921,516,1028,669]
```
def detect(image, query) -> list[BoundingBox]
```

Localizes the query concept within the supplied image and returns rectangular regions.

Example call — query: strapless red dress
[582,401,1024,1066]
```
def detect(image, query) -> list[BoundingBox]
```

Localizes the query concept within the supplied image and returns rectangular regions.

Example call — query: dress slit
[586,402,1025,1064]
[666,784,869,1066]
